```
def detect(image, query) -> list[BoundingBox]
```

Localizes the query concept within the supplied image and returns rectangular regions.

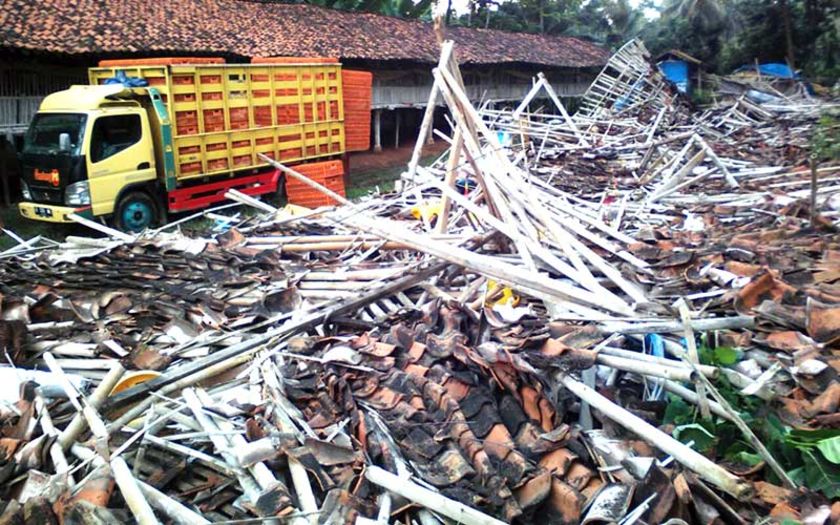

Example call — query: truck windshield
[23,113,87,155]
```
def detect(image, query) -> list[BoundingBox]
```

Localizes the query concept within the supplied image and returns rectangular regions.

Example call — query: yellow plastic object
[89,63,346,181]
[410,200,443,223]
[109,370,162,395]
[486,279,520,307]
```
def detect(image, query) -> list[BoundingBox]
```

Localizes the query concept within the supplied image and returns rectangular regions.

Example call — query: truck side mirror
[59,132,71,151]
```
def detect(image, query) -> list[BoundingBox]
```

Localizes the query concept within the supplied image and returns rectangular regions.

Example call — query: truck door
[87,111,156,217]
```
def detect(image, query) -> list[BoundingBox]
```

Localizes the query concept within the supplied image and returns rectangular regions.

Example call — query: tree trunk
[539,0,545,33]
[779,0,796,70]
[804,0,817,32]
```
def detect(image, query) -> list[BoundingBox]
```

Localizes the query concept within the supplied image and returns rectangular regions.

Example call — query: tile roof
[0,0,608,68]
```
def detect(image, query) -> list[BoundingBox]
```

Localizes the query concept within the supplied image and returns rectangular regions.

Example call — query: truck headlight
[21,180,32,201]
[65,181,91,206]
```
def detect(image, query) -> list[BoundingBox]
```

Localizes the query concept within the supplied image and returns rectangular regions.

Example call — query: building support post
[394,110,401,149]
[425,108,435,145]
[2,130,12,207]
[373,109,382,153]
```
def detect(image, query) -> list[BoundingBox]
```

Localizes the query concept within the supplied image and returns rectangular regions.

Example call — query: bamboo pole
[68,213,134,242]
[406,43,454,182]
[598,316,754,335]
[675,299,711,420]
[365,466,507,525]
[596,353,696,382]
[58,361,125,449]
[263,155,634,316]
[137,480,210,525]
[557,373,752,499]
[111,457,161,525]
[436,126,464,234]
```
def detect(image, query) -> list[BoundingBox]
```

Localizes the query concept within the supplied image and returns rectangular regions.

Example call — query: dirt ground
[347,138,449,173]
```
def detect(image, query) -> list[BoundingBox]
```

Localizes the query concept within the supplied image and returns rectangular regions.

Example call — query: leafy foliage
[288,0,838,83]
[698,344,741,366]
[811,112,840,162]
[663,377,840,498]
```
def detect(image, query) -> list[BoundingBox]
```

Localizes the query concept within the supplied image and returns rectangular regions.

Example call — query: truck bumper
[19,202,94,223]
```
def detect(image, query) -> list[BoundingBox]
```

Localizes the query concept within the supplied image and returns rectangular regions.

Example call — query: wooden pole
[365,466,507,525]
[394,110,401,149]
[137,480,210,525]
[675,299,711,420]
[111,457,162,525]
[58,362,125,450]
[373,109,382,153]
[407,42,455,181]
[557,373,752,499]
[436,127,463,234]
[265,155,633,316]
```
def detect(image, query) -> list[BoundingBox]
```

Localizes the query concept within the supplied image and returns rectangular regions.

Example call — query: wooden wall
[0,61,87,134]
[370,66,596,109]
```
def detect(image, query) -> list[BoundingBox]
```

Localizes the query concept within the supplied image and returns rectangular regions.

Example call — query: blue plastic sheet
[644,334,666,400]
[103,69,149,87]
[734,63,798,79]
[659,60,690,93]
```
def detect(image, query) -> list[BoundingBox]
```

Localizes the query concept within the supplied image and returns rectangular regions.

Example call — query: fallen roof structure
[0,39,839,525]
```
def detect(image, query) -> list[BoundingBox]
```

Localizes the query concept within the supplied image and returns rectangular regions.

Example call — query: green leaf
[697,345,740,366]
[730,451,763,467]
[663,396,694,425]
[802,450,840,499]
[713,346,739,365]
[673,423,717,453]
[816,436,840,464]
[787,428,840,445]
[787,466,806,486]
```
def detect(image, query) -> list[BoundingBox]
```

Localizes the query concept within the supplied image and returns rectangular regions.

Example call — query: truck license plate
[34,206,53,218]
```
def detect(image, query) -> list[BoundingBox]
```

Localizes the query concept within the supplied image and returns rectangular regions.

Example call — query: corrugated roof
[0,0,608,68]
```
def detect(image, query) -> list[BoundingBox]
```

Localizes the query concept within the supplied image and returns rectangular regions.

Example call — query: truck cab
[19,85,159,231]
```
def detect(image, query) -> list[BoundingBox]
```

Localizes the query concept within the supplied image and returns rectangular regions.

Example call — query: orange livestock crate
[342,70,372,152]
[252,57,340,64]
[286,160,346,207]
[89,59,346,182]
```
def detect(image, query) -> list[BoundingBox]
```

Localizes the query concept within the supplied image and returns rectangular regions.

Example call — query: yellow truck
[18,57,371,231]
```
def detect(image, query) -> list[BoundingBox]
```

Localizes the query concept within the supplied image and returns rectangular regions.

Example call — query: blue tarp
[659,60,690,94]
[734,63,799,79]
[103,69,149,87]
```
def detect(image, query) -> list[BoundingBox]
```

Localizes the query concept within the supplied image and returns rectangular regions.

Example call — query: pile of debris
[1,39,839,525]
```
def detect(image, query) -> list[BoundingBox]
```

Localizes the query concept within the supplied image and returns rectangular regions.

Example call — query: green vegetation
[346,164,404,200]
[811,111,840,162]
[294,0,839,83]
[663,343,840,498]
[346,153,441,200]
[0,206,82,250]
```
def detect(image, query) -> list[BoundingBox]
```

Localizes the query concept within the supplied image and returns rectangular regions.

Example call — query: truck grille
[31,188,64,204]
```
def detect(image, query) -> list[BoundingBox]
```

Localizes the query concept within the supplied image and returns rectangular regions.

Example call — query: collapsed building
[0,39,839,525]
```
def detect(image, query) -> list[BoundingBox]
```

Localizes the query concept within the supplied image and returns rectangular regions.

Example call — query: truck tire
[115,191,157,233]
[272,173,287,206]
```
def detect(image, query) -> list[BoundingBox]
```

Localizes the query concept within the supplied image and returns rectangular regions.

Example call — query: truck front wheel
[115,192,157,233]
